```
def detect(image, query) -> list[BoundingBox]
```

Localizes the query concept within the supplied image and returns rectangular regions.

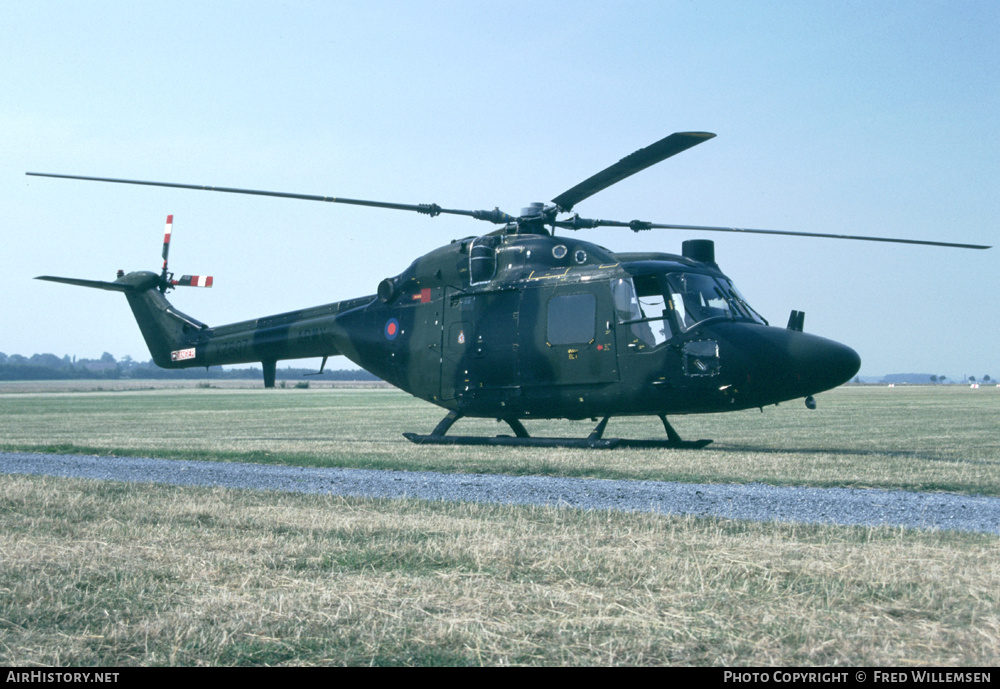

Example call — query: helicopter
[28,132,990,448]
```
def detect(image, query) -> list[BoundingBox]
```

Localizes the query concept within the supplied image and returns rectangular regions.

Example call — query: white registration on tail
[171,347,196,362]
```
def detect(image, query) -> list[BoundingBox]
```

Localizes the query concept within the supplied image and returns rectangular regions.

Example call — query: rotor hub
[520,202,546,218]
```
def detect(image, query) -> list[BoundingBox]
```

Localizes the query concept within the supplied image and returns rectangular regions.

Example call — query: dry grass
[1,474,997,666]
[1,384,998,665]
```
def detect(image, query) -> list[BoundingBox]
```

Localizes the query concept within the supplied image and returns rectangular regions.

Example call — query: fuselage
[142,228,860,419]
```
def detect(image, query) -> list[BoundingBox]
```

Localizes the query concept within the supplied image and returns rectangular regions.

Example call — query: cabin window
[547,293,596,345]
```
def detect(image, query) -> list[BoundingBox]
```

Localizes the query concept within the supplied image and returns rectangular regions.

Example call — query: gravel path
[2,451,998,534]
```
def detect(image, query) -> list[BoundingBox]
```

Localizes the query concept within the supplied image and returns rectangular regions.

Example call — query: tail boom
[39,270,365,378]
[123,279,369,372]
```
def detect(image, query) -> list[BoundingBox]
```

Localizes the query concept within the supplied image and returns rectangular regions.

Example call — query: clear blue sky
[2,0,997,379]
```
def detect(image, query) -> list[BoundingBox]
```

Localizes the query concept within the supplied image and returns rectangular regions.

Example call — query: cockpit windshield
[613,271,766,350]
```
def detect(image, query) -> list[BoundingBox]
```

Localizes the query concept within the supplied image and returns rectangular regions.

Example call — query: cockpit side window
[666,272,733,329]
[612,277,641,322]
[613,276,673,350]
[618,269,766,339]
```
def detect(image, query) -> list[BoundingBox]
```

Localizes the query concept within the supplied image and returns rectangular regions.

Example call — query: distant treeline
[880,373,993,385]
[0,352,380,382]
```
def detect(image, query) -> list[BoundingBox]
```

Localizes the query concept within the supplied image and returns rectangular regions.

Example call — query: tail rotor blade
[172,275,214,287]
[161,214,173,277]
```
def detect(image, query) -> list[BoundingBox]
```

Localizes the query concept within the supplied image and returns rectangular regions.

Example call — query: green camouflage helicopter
[29,132,990,448]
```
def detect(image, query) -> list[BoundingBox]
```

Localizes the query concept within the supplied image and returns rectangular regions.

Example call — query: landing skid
[402,412,713,449]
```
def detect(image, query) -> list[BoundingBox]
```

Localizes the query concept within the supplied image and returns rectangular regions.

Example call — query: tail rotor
[37,214,214,294]
[160,214,173,283]
[158,215,213,293]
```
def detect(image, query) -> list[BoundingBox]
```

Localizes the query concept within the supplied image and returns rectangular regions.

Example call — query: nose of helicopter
[784,330,861,393]
[716,324,861,405]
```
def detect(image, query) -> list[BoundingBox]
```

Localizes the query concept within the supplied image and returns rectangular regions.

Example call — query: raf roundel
[384,317,400,341]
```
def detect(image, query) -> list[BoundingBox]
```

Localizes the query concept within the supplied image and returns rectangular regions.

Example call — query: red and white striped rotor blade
[172,274,214,288]
[161,214,173,272]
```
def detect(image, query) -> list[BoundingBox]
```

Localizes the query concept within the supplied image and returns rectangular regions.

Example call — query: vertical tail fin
[123,282,208,367]
[37,270,208,368]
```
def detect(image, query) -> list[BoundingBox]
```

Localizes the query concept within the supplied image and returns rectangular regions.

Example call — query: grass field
[1,383,998,665]
[1,383,997,494]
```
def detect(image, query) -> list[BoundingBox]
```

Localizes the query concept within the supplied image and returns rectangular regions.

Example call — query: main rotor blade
[25,172,515,224]
[554,218,991,249]
[551,132,716,212]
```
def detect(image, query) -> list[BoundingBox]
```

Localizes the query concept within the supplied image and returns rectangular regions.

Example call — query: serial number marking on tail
[171,347,196,361]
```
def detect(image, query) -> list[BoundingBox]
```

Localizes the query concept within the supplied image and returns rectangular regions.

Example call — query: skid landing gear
[402,412,713,449]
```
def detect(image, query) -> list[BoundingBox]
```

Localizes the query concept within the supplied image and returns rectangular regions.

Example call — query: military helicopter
[28,132,990,448]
